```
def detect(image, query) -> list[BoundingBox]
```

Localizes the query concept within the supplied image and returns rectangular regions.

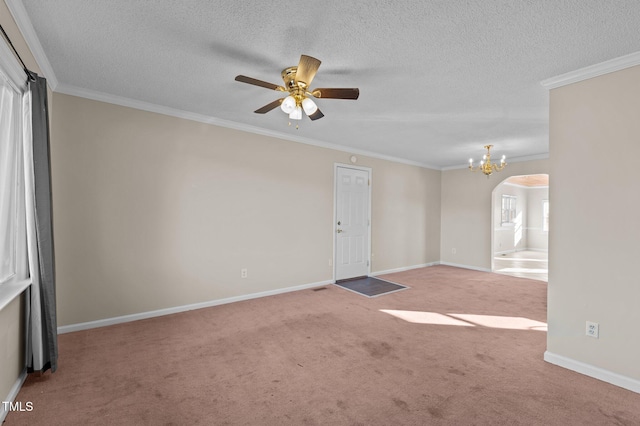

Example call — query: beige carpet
[6,266,640,425]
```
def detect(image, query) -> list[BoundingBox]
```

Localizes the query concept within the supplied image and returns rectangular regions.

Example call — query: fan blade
[235,75,285,91]
[294,55,321,88]
[308,109,324,121]
[311,88,360,100]
[254,98,284,114]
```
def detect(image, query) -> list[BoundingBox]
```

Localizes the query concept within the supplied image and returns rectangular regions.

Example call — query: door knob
[337,229,343,233]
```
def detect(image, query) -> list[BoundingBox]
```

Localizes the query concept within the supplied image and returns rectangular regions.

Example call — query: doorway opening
[491,174,549,281]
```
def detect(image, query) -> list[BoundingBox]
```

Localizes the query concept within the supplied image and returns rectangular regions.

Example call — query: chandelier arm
[468,144,506,177]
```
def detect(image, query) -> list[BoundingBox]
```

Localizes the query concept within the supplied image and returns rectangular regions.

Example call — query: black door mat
[334,276,408,298]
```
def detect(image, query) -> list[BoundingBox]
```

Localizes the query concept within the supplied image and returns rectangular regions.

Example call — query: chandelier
[468,145,506,177]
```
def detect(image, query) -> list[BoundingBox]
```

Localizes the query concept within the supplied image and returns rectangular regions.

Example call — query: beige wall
[371,160,441,271]
[440,159,550,270]
[547,65,640,380]
[0,296,24,410]
[51,93,441,326]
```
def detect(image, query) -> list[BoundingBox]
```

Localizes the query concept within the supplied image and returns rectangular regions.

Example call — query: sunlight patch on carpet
[380,310,547,331]
[380,310,474,326]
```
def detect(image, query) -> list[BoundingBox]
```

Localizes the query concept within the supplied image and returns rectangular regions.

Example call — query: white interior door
[335,166,370,281]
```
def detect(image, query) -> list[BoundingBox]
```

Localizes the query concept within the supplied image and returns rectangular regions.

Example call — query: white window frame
[542,199,549,232]
[0,76,19,284]
[0,39,30,311]
[501,194,517,226]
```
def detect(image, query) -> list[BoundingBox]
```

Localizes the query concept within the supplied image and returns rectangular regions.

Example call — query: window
[542,200,549,232]
[501,195,517,225]
[0,74,20,283]
[0,54,27,292]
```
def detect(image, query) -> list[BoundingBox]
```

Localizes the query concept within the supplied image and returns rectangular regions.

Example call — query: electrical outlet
[241,268,248,279]
[586,321,599,338]
[452,248,457,255]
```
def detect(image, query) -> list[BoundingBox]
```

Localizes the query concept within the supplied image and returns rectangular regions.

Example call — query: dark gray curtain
[25,72,58,373]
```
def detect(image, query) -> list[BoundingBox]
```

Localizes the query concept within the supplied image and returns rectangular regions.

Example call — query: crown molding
[441,153,549,171]
[55,83,439,170]
[541,51,640,90]
[508,153,550,163]
[4,0,58,89]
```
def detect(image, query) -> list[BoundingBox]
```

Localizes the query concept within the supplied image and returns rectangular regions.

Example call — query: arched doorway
[491,174,549,281]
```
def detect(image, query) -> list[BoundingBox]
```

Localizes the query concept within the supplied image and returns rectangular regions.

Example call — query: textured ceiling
[10,0,640,168]
[505,174,549,187]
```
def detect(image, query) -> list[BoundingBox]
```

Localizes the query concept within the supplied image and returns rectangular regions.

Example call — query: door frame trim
[332,163,373,282]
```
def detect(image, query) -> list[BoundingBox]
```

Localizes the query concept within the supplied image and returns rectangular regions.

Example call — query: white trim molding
[0,36,27,90]
[4,0,58,88]
[58,279,333,334]
[0,279,30,313]
[0,368,27,423]
[544,351,640,394]
[439,262,492,273]
[541,51,640,90]
[370,262,439,277]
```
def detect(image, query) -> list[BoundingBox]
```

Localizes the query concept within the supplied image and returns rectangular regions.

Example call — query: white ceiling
[9,1,640,168]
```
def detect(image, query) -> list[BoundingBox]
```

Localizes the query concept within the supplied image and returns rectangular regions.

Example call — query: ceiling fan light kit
[289,106,303,120]
[301,98,318,115]
[235,54,359,123]
[280,96,296,114]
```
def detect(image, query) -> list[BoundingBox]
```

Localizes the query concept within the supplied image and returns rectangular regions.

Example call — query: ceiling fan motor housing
[282,66,302,89]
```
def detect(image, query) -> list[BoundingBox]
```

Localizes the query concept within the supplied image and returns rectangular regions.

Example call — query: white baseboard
[439,262,492,273]
[544,351,640,394]
[370,262,440,277]
[58,279,333,334]
[494,249,518,256]
[0,368,27,423]
[495,248,548,256]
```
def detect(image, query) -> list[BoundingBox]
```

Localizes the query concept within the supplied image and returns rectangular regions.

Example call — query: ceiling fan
[235,54,359,121]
